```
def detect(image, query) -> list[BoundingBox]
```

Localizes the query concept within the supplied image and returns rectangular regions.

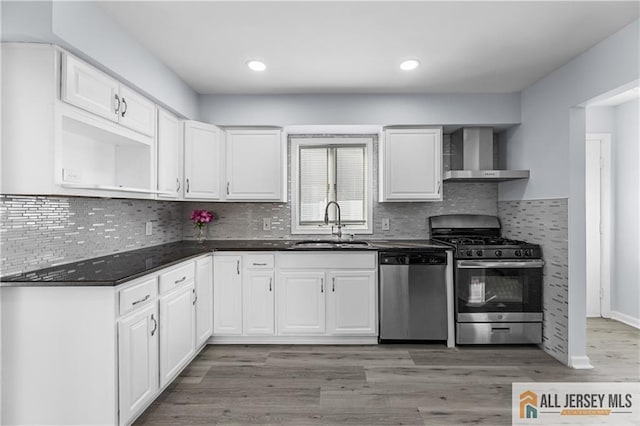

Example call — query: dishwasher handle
[379,251,447,266]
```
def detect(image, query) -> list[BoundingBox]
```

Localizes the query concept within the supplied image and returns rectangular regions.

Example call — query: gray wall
[611,99,639,323]
[1,0,199,119]
[500,19,639,367]
[0,196,184,276]
[198,93,521,126]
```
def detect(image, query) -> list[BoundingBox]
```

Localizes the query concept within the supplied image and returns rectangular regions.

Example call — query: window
[292,135,374,235]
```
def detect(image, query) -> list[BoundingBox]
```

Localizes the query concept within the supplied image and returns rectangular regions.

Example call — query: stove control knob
[494,250,503,257]
[524,249,532,257]
[515,250,522,257]
[466,250,473,257]
[475,250,483,256]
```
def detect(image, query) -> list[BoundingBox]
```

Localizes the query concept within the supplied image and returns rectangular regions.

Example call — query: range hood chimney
[443,127,529,182]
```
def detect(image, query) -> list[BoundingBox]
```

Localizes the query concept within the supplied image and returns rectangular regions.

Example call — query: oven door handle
[457,260,545,269]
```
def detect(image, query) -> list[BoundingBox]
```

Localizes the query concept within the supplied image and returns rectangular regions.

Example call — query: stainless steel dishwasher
[379,251,448,341]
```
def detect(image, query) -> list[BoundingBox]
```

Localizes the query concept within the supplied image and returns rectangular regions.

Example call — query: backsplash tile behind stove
[0,196,183,276]
[499,198,569,365]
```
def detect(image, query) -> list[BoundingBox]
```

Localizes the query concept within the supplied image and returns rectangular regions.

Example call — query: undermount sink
[293,240,371,248]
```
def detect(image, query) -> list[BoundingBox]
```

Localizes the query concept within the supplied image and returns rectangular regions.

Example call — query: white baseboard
[610,311,640,329]
[569,355,594,370]
[208,335,379,345]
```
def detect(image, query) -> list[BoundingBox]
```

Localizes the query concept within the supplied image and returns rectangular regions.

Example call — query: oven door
[455,259,543,322]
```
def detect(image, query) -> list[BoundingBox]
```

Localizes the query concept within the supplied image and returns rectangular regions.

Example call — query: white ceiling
[98,1,639,95]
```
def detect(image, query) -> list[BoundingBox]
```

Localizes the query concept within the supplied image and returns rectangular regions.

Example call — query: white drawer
[159,261,195,294]
[119,276,157,316]
[244,254,274,269]
[277,252,376,269]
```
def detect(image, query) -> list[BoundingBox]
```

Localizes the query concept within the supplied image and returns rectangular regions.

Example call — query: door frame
[585,133,612,318]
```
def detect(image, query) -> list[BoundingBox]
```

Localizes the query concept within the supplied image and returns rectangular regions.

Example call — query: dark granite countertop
[1,239,450,287]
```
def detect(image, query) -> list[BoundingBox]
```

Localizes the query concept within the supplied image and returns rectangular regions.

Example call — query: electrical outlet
[262,218,271,231]
[145,221,152,236]
[382,218,390,231]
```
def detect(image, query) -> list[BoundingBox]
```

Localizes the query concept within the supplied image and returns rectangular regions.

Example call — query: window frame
[291,134,374,235]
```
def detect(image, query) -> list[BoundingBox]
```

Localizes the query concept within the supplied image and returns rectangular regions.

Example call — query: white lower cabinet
[195,256,214,347]
[0,255,214,426]
[276,252,378,338]
[213,255,243,335]
[327,271,377,335]
[243,269,275,335]
[159,283,196,388]
[118,303,159,424]
[277,271,326,334]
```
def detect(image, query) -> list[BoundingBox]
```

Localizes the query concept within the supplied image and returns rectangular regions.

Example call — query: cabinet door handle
[192,288,197,305]
[332,277,335,292]
[226,182,230,195]
[150,314,157,336]
[236,260,240,275]
[114,94,120,115]
[320,278,324,293]
[186,178,190,193]
[176,178,181,192]
[132,294,150,306]
[174,276,187,284]
[121,98,127,117]
[269,277,272,292]
[437,181,442,194]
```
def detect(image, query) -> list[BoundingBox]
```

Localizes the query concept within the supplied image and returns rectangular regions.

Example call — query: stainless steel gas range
[429,214,544,344]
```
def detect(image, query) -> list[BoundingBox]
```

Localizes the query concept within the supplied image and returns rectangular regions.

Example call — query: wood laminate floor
[134,318,640,425]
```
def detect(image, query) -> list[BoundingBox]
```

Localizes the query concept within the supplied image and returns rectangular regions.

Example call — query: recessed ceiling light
[400,59,420,71]
[247,60,266,72]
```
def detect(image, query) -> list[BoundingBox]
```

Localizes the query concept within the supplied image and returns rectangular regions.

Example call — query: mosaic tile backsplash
[499,198,569,365]
[0,196,183,276]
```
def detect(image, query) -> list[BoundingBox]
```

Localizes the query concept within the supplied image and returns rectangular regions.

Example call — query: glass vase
[195,226,206,243]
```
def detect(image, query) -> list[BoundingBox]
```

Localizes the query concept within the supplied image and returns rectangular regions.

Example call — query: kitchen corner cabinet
[380,127,443,201]
[184,120,224,200]
[1,43,156,199]
[224,128,285,201]
[0,255,213,426]
[157,108,183,198]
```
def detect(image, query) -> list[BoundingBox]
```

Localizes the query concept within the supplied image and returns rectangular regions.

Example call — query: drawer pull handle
[174,276,187,284]
[150,314,157,336]
[132,294,150,306]
[491,327,511,333]
[253,262,268,266]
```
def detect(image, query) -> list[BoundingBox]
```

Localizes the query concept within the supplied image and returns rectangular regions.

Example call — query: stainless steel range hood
[443,128,529,182]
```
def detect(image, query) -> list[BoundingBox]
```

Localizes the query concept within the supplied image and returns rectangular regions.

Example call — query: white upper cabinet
[61,53,119,123]
[224,128,285,201]
[184,121,223,200]
[2,43,156,199]
[380,127,443,201]
[62,52,156,137]
[157,108,183,198]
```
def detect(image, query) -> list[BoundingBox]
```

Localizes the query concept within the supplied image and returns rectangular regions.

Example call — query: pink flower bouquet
[191,209,215,230]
